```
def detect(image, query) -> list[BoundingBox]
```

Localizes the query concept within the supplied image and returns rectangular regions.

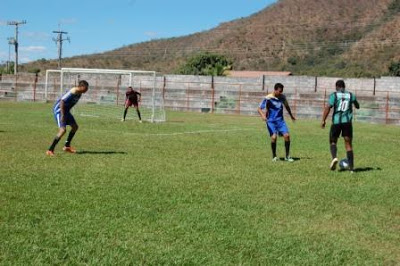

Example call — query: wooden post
[116,75,121,106]
[262,75,265,91]
[237,84,242,115]
[33,73,38,102]
[314,76,318,92]
[186,83,190,111]
[293,87,297,118]
[385,91,389,124]
[162,76,166,101]
[211,76,215,113]
[373,77,376,96]
[14,74,18,102]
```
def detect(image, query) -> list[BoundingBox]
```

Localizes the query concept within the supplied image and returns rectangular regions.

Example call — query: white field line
[5,121,260,136]
[88,128,255,137]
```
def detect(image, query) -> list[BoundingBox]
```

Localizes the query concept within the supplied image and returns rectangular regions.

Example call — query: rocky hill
[22,0,400,77]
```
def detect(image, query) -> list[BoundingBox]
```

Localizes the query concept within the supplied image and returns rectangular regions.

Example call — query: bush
[388,61,400,76]
[175,52,232,76]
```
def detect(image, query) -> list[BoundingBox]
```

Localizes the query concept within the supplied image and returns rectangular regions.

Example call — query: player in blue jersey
[46,80,89,156]
[321,80,360,172]
[258,83,296,162]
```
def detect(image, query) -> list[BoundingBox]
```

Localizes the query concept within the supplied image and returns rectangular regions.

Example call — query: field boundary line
[136,128,254,136]
[88,128,255,137]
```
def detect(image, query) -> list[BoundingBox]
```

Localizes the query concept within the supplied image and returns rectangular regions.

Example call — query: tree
[28,68,41,74]
[175,52,232,76]
[388,61,400,76]
[0,62,14,74]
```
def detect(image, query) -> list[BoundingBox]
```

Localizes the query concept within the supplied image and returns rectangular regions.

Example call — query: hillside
[22,0,400,77]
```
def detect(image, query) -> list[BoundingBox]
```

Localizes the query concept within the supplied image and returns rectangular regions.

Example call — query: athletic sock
[48,137,61,151]
[123,109,128,120]
[347,150,354,170]
[285,141,290,158]
[271,142,277,158]
[65,131,76,147]
[137,110,142,121]
[330,144,337,159]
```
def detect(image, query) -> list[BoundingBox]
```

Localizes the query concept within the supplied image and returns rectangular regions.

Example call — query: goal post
[45,68,166,123]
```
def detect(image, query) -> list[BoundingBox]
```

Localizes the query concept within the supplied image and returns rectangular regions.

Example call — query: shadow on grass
[77,150,127,155]
[339,167,382,173]
[278,157,302,161]
[354,167,382,172]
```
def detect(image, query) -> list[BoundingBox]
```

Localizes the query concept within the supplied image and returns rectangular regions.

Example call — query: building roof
[226,71,292,77]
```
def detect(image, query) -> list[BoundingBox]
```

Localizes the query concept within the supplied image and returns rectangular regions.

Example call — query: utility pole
[7,20,27,75]
[52,30,70,69]
[7,37,16,73]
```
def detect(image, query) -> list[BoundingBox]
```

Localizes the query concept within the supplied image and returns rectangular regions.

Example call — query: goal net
[45,68,165,122]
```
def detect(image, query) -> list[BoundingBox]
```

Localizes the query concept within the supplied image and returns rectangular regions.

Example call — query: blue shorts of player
[266,119,289,136]
[54,111,76,128]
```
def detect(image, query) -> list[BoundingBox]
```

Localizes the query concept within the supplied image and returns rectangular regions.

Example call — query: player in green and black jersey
[321,80,360,172]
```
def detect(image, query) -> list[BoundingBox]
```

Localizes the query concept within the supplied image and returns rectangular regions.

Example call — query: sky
[0,0,276,64]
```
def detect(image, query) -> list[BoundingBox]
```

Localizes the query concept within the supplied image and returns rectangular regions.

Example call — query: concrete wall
[1,73,399,125]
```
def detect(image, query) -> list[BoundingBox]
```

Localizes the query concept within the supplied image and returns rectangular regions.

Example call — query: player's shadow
[77,150,127,155]
[278,157,301,161]
[339,167,382,173]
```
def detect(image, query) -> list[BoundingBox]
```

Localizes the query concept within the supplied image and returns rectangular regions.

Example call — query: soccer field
[1,102,399,264]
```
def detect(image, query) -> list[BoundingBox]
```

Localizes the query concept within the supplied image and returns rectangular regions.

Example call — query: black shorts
[330,123,353,140]
[125,99,138,108]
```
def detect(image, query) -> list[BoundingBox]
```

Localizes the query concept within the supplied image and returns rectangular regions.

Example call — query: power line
[7,37,15,73]
[52,29,70,69]
[7,20,26,75]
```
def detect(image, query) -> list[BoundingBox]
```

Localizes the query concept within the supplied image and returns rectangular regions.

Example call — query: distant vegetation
[0,62,14,74]
[388,61,400,76]
[175,53,232,76]
[21,0,400,78]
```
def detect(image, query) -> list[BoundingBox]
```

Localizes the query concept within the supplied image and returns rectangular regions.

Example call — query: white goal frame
[45,67,165,123]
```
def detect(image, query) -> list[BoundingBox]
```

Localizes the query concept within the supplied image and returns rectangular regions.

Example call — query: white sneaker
[139,120,143,123]
[272,157,278,162]
[285,156,294,162]
[121,118,125,122]
[330,158,338,170]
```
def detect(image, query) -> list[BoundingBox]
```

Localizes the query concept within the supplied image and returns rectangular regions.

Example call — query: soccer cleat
[272,157,278,162]
[330,158,338,170]
[46,150,55,156]
[63,146,77,153]
[121,118,125,122]
[139,120,143,123]
[285,156,294,162]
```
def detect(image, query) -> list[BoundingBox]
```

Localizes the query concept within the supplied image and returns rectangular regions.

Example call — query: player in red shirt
[122,86,142,122]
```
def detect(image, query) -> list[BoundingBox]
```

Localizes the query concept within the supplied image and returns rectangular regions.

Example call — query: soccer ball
[339,158,349,170]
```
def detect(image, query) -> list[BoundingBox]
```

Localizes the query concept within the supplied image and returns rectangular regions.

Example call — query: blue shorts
[54,112,76,128]
[266,120,289,136]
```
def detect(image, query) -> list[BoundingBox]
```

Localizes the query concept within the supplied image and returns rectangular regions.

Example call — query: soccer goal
[45,68,166,122]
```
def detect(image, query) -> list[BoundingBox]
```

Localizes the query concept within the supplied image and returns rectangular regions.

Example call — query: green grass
[1,102,399,265]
